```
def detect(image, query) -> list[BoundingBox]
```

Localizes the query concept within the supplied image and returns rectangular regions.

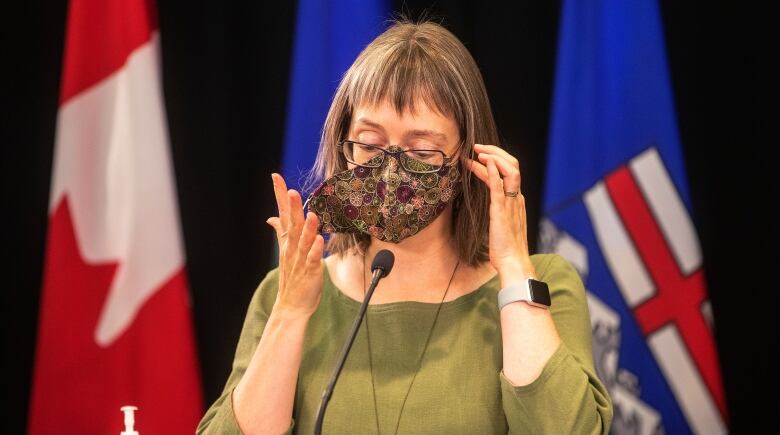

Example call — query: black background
[2,1,771,433]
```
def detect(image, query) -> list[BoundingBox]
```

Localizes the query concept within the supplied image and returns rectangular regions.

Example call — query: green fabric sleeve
[499,254,613,434]
[196,269,295,435]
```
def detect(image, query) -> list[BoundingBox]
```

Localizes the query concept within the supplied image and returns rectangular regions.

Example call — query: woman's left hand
[467,144,537,284]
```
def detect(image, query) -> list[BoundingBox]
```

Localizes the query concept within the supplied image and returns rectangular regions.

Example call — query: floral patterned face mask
[305,145,461,243]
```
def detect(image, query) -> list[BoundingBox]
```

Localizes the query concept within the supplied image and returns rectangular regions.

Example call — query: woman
[198,20,612,434]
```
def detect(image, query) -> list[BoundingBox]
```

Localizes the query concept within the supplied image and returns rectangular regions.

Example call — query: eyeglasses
[339,140,452,174]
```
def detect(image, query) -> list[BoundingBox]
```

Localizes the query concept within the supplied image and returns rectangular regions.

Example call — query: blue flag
[281,0,390,192]
[541,1,727,434]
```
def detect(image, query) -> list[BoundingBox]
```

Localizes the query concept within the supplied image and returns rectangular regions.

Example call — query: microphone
[313,249,394,435]
[370,249,394,278]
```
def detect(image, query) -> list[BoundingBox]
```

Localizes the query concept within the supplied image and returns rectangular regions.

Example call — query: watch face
[529,280,551,306]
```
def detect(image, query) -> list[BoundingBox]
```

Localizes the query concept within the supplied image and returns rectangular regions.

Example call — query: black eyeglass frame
[337,140,455,174]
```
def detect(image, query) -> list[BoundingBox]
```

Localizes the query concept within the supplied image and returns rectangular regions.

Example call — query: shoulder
[530,253,586,299]
[530,253,559,275]
[530,253,580,279]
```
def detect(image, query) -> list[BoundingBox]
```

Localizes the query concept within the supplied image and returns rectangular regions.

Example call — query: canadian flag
[28,0,203,433]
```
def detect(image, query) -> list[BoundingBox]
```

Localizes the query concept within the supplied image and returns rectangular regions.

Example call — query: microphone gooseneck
[313,249,394,435]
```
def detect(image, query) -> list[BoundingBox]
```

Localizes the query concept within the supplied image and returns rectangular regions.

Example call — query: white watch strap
[497,280,533,310]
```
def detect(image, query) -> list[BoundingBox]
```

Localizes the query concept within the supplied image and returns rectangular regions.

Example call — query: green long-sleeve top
[198,253,613,434]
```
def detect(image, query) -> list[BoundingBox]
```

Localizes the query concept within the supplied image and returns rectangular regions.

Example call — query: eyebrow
[354,117,448,142]
[354,117,387,134]
[408,129,448,141]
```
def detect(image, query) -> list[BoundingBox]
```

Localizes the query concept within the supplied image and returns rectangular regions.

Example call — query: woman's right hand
[266,173,325,318]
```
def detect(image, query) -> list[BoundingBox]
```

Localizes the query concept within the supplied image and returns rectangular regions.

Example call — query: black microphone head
[371,249,395,278]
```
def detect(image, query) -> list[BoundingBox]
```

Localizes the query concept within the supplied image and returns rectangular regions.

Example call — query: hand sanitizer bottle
[120,406,139,435]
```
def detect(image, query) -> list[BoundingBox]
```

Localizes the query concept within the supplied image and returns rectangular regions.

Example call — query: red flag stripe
[605,166,727,419]
[60,0,157,104]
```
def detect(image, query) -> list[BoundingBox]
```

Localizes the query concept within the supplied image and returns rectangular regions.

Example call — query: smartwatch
[497,278,551,310]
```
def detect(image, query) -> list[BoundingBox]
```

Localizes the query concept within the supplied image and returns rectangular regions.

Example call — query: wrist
[271,303,315,324]
[496,258,537,287]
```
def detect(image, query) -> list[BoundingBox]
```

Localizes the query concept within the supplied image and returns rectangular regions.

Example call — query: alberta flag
[541,1,727,434]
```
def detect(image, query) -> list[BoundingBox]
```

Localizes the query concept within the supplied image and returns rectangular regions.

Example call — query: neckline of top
[322,260,501,313]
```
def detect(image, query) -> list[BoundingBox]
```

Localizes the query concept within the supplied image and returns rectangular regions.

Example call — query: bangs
[344,34,465,130]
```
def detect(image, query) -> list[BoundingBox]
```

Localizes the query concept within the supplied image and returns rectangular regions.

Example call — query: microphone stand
[313,267,386,435]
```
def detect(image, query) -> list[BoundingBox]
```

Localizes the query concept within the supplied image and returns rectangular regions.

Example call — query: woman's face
[347,99,461,159]
[300,98,464,243]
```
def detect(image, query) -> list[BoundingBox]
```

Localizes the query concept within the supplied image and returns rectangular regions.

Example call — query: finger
[266,216,283,239]
[267,217,288,274]
[506,187,527,248]
[481,155,522,224]
[306,235,325,271]
[477,153,521,192]
[474,143,519,169]
[295,212,319,267]
[486,158,505,214]
[474,144,519,168]
[519,195,528,245]
[286,189,306,250]
[271,173,291,230]
[468,159,514,221]
[466,159,489,184]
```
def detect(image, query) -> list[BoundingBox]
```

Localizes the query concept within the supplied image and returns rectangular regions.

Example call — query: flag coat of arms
[29,0,203,433]
[541,1,727,434]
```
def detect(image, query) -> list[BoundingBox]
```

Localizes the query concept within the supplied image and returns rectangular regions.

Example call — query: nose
[380,145,404,180]
[380,157,398,179]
